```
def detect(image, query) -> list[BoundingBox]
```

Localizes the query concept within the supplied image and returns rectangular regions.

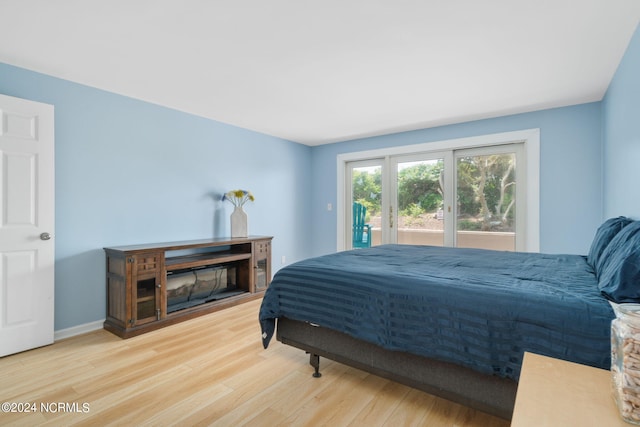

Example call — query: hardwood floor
[0,299,509,427]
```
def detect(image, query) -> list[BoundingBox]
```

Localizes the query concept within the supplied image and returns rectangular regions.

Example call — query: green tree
[352,168,381,217]
[397,161,443,215]
[456,158,481,216]
[456,154,515,230]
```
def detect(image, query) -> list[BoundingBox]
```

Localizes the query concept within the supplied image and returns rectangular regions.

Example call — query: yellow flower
[222,189,255,207]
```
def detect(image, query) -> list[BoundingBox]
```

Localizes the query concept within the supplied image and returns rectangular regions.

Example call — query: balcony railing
[369,228,515,251]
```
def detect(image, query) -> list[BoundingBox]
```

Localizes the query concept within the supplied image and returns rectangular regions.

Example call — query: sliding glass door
[390,153,450,246]
[345,142,525,251]
[347,160,383,248]
[455,145,522,251]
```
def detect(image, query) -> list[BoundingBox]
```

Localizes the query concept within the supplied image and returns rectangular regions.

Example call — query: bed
[259,217,640,420]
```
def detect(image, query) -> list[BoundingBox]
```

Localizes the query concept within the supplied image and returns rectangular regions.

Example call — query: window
[337,129,539,252]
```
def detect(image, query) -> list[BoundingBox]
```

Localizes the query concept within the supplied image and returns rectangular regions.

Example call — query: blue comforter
[259,244,614,380]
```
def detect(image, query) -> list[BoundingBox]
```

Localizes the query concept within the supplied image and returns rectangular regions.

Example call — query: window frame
[336,129,540,252]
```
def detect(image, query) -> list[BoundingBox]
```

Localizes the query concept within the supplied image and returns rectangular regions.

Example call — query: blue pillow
[598,221,640,303]
[588,216,634,275]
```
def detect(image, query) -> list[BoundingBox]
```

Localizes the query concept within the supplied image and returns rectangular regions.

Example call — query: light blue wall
[602,24,640,219]
[4,20,638,331]
[310,103,604,257]
[0,62,313,331]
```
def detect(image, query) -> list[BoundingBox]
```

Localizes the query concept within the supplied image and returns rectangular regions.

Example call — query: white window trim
[336,128,540,252]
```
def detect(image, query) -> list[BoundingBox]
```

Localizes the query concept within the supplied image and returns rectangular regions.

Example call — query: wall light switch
[327,203,332,211]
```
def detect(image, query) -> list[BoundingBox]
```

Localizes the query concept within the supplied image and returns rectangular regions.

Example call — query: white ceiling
[1,1,639,146]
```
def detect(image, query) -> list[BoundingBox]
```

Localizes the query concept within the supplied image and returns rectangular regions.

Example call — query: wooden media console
[103,236,272,338]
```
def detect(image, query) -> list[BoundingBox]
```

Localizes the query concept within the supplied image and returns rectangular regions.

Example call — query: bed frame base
[277,317,517,421]
[309,353,322,377]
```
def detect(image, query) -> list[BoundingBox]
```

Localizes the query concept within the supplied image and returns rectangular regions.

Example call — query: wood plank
[512,352,626,427]
[0,298,509,427]
[104,236,270,253]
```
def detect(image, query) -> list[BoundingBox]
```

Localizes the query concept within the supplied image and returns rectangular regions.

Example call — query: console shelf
[104,236,272,338]
[165,252,252,270]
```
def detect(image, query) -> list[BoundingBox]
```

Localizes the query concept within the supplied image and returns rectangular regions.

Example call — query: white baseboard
[54,319,105,341]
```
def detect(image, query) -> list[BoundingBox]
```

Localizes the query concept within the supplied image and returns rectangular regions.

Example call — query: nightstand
[511,352,628,426]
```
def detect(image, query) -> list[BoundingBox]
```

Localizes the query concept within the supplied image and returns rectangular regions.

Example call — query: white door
[346,159,384,249]
[0,94,55,357]
[390,152,452,247]
[346,153,451,249]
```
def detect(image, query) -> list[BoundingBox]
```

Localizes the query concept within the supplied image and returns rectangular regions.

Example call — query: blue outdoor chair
[353,202,372,248]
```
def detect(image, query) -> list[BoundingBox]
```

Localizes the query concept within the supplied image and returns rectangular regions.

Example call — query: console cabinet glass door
[130,254,162,326]
[254,240,271,291]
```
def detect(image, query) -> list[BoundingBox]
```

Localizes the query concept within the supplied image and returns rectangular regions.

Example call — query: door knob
[40,232,52,241]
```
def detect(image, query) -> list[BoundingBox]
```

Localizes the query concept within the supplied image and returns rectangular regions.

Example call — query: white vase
[230,206,248,238]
